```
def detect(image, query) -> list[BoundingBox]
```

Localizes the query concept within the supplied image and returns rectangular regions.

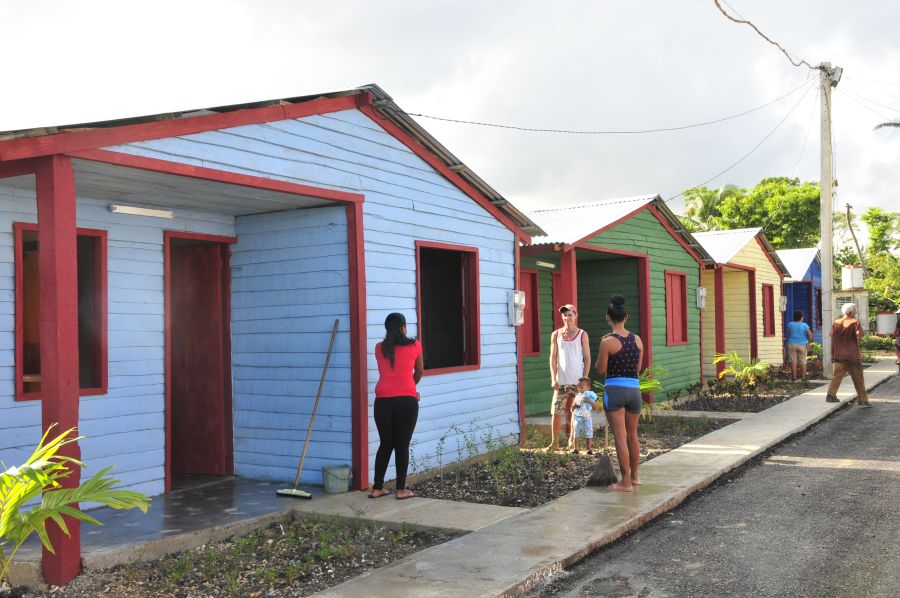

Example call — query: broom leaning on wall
[277,318,340,499]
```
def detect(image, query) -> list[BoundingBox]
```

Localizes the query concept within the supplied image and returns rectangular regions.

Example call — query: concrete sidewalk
[316,358,897,597]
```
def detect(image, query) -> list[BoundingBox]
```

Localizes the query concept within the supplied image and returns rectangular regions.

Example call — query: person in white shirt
[547,304,591,451]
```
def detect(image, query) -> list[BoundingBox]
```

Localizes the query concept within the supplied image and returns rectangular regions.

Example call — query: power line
[839,85,900,116]
[837,88,897,122]
[388,80,812,136]
[790,86,819,179]
[842,76,900,105]
[844,75,900,87]
[665,81,815,203]
[713,0,814,69]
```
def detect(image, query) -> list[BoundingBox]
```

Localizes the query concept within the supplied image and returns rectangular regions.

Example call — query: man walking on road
[826,302,871,407]
[547,304,591,451]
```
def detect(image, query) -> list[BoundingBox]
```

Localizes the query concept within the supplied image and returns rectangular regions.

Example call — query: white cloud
[1,0,898,216]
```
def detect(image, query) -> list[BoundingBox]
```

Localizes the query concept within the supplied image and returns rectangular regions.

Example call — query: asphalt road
[529,375,900,598]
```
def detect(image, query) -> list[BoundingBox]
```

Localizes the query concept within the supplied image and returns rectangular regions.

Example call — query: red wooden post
[714,266,726,377]
[559,248,578,308]
[35,155,82,586]
[346,202,369,490]
[749,270,758,360]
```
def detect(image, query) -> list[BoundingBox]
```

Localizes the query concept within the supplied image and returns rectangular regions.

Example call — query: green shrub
[860,335,895,351]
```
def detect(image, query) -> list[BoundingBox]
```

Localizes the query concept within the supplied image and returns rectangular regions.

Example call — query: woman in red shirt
[370,312,424,499]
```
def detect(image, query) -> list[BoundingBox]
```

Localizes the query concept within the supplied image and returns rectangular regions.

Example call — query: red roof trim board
[569,203,648,247]
[646,205,705,266]
[0,158,39,179]
[358,104,531,243]
[68,149,365,204]
[0,96,361,162]
[754,235,789,276]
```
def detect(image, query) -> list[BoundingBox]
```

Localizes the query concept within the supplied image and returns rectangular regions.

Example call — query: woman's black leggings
[373,396,419,490]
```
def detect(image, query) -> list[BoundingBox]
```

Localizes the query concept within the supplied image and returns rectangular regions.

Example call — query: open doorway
[165,232,235,490]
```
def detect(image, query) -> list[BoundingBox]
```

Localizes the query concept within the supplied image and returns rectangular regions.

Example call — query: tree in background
[680,184,740,232]
[679,178,820,249]
[860,207,900,312]
[716,177,820,249]
[860,207,899,254]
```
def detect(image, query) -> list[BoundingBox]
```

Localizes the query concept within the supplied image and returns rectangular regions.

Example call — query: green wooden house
[519,195,713,416]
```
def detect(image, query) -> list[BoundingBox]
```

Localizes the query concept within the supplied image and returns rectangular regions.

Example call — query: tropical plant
[807,342,823,359]
[1,426,150,584]
[713,352,770,387]
[592,364,668,402]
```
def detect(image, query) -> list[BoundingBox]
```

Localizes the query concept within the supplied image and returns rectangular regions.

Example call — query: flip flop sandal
[368,489,392,499]
[395,491,416,500]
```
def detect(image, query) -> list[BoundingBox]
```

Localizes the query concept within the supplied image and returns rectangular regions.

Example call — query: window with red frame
[762,283,776,336]
[521,270,541,355]
[665,271,688,345]
[16,223,107,399]
[416,242,479,372]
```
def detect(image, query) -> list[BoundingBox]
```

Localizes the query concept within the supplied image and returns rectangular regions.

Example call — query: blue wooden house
[0,85,542,583]
[776,248,823,344]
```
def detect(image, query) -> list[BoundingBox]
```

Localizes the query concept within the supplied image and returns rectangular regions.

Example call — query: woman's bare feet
[608,481,633,492]
[630,477,641,485]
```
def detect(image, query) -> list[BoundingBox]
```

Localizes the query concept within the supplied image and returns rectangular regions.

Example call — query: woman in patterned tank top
[595,295,644,492]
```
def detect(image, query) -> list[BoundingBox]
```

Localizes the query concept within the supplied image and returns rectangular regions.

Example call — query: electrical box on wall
[696,286,707,309]
[780,295,788,312]
[509,290,526,326]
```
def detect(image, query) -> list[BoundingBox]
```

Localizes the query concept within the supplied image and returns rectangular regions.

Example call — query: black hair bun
[610,294,626,306]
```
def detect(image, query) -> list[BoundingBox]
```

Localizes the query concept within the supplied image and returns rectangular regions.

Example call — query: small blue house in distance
[0,85,542,510]
[776,248,823,344]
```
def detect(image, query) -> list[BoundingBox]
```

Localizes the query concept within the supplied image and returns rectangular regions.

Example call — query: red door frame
[164,231,237,492]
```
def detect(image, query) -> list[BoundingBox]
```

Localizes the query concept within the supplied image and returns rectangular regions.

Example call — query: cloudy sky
[2,0,898,217]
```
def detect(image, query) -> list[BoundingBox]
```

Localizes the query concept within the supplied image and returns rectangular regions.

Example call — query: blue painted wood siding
[107,108,521,484]
[231,206,351,484]
[0,184,234,498]
[784,258,823,345]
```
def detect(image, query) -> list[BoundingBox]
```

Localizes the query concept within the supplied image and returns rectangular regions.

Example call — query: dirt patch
[413,417,731,507]
[674,378,814,413]
[9,516,458,598]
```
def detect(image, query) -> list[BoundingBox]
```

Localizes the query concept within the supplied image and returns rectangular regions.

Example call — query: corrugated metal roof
[526,195,660,245]
[776,247,820,281]
[0,84,545,239]
[693,228,789,275]
[692,228,763,264]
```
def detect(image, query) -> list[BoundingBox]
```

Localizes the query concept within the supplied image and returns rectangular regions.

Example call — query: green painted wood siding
[583,209,702,399]
[521,254,559,415]
[577,257,640,362]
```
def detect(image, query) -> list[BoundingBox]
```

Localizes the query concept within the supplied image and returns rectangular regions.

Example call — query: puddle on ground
[582,574,636,597]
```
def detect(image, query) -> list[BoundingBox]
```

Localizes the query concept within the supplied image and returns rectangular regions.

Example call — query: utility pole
[819,62,841,378]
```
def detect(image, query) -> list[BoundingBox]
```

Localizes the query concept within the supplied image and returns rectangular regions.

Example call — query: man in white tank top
[547,304,591,451]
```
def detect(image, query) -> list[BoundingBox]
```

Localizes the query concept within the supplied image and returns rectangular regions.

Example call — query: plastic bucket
[322,465,351,493]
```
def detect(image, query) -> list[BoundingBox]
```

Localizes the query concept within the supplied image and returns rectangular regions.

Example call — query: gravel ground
[414,417,731,507]
[2,516,458,598]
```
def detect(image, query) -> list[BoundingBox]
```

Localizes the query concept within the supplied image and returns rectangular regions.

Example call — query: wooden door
[170,241,230,476]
